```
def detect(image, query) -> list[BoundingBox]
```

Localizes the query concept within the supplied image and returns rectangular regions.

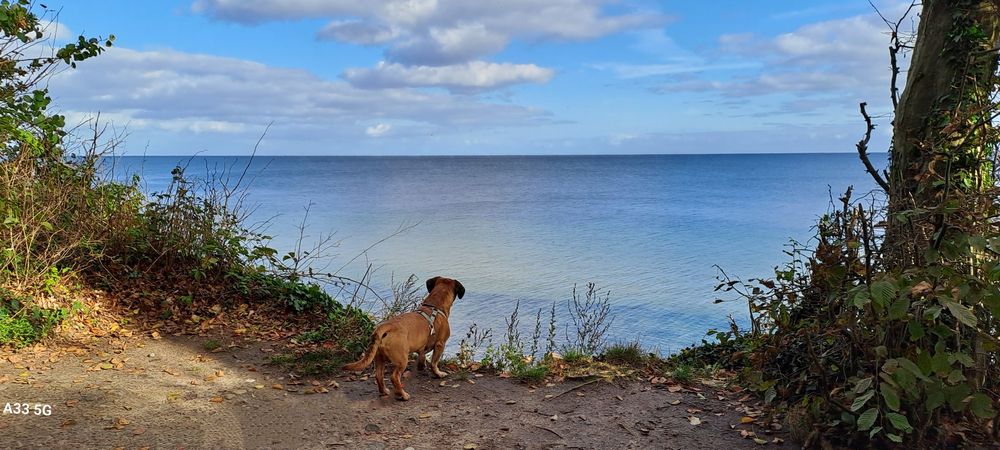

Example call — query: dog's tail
[342,327,386,371]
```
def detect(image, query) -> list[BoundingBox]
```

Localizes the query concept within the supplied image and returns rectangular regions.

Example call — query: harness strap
[417,304,444,336]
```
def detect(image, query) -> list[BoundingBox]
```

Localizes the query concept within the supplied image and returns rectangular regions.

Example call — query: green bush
[0,291,76,347]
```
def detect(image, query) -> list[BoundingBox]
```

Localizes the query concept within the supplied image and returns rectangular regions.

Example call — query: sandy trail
[1,335,775,449]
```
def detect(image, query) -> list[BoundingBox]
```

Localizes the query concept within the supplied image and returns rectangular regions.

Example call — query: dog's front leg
[430,343,449,378]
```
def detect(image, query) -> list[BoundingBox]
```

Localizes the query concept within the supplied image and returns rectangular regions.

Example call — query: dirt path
[1,335,782,449]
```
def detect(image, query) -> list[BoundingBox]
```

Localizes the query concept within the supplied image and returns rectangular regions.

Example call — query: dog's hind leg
[415,350,427,371]
[390,365,410,401]
[430,343,449,378]
[374,354,389,396]
[387,349,411,401]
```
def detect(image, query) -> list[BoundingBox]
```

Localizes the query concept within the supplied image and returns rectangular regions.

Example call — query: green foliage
[479,300,552,382]
[669,319,755,371]
[722,184,1000,446]
[0,0,113,160]
[598,340,647,367]
[0,290,77,347]
[561,348,588,364]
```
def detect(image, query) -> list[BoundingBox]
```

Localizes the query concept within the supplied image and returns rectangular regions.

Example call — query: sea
[110,154,885,354]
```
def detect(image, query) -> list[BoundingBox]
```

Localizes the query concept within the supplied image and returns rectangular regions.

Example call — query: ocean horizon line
[110,151,890,158]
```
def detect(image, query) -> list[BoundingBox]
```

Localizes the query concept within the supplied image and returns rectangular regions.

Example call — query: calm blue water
[111,154,884,353]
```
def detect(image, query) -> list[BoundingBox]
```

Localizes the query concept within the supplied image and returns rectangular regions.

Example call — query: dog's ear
[426,276,441,294]
[453,280,465,299]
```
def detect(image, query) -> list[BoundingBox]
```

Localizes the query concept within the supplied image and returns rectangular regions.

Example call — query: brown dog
[343,276,465,400]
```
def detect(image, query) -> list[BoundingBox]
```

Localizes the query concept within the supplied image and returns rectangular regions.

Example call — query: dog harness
[417,304,445,336]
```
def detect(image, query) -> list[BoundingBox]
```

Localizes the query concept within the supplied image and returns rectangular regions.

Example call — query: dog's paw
[433,370,449,378]
[397,392,411,401]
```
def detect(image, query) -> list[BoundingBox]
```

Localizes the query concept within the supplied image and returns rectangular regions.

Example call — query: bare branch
[856,102,891,191]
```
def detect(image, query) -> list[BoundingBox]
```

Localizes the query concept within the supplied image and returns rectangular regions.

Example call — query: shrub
[565,282,614,355]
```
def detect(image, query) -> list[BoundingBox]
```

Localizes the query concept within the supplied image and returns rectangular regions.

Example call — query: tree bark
[885,0,1000,269]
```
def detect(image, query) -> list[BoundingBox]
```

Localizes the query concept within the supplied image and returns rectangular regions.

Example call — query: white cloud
[192,0,666,90]
[386,22,508,66]
[49,47,555,142]
[342,60,554,92]
[317,20,399,45]
[654,2,919,120]
[365,123,392,137]
[39,20,75,42]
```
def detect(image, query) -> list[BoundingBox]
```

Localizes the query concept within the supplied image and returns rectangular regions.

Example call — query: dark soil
[0,334,782,449]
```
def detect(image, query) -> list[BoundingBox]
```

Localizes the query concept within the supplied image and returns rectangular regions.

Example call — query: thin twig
[545,378,602,400]
[532,425,564,440]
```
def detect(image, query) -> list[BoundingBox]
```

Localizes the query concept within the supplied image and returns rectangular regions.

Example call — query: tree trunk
[885,0,1000,270]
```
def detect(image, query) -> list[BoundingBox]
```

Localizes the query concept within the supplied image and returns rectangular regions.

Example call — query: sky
[37,0,919,155]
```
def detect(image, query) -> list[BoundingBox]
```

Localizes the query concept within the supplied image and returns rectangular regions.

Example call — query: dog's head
[426,276,465,300]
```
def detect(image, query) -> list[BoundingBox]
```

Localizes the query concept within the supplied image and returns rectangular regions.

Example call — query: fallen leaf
[105,417,129,430]
[689,416,702,426]
[272,384,284,390]
[419,413,433,419]
[753,438,768,445]
[505,400,517,405]
[132,427,146,436]
[210,396,224,403]
[254,384,265,389]
[741,416,755,424]
[669,399,681,405]
[65,400,79,407]
[667,385,683,393]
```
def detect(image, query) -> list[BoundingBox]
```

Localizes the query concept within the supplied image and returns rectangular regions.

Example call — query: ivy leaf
[950,352,975,368]
[852,390,875,412]
[857,407,879,431]
[881,383,900,411]
[887,433,903,443]
[970,393,997,418]
[855,377,874,394]
[870,280,898,306]
[888,296,910,320]
[897,358,930,382]
[942,300,977,328]
[886,412,913,433]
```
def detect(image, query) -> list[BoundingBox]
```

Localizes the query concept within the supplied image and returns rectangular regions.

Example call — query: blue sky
[39,0,917,155]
